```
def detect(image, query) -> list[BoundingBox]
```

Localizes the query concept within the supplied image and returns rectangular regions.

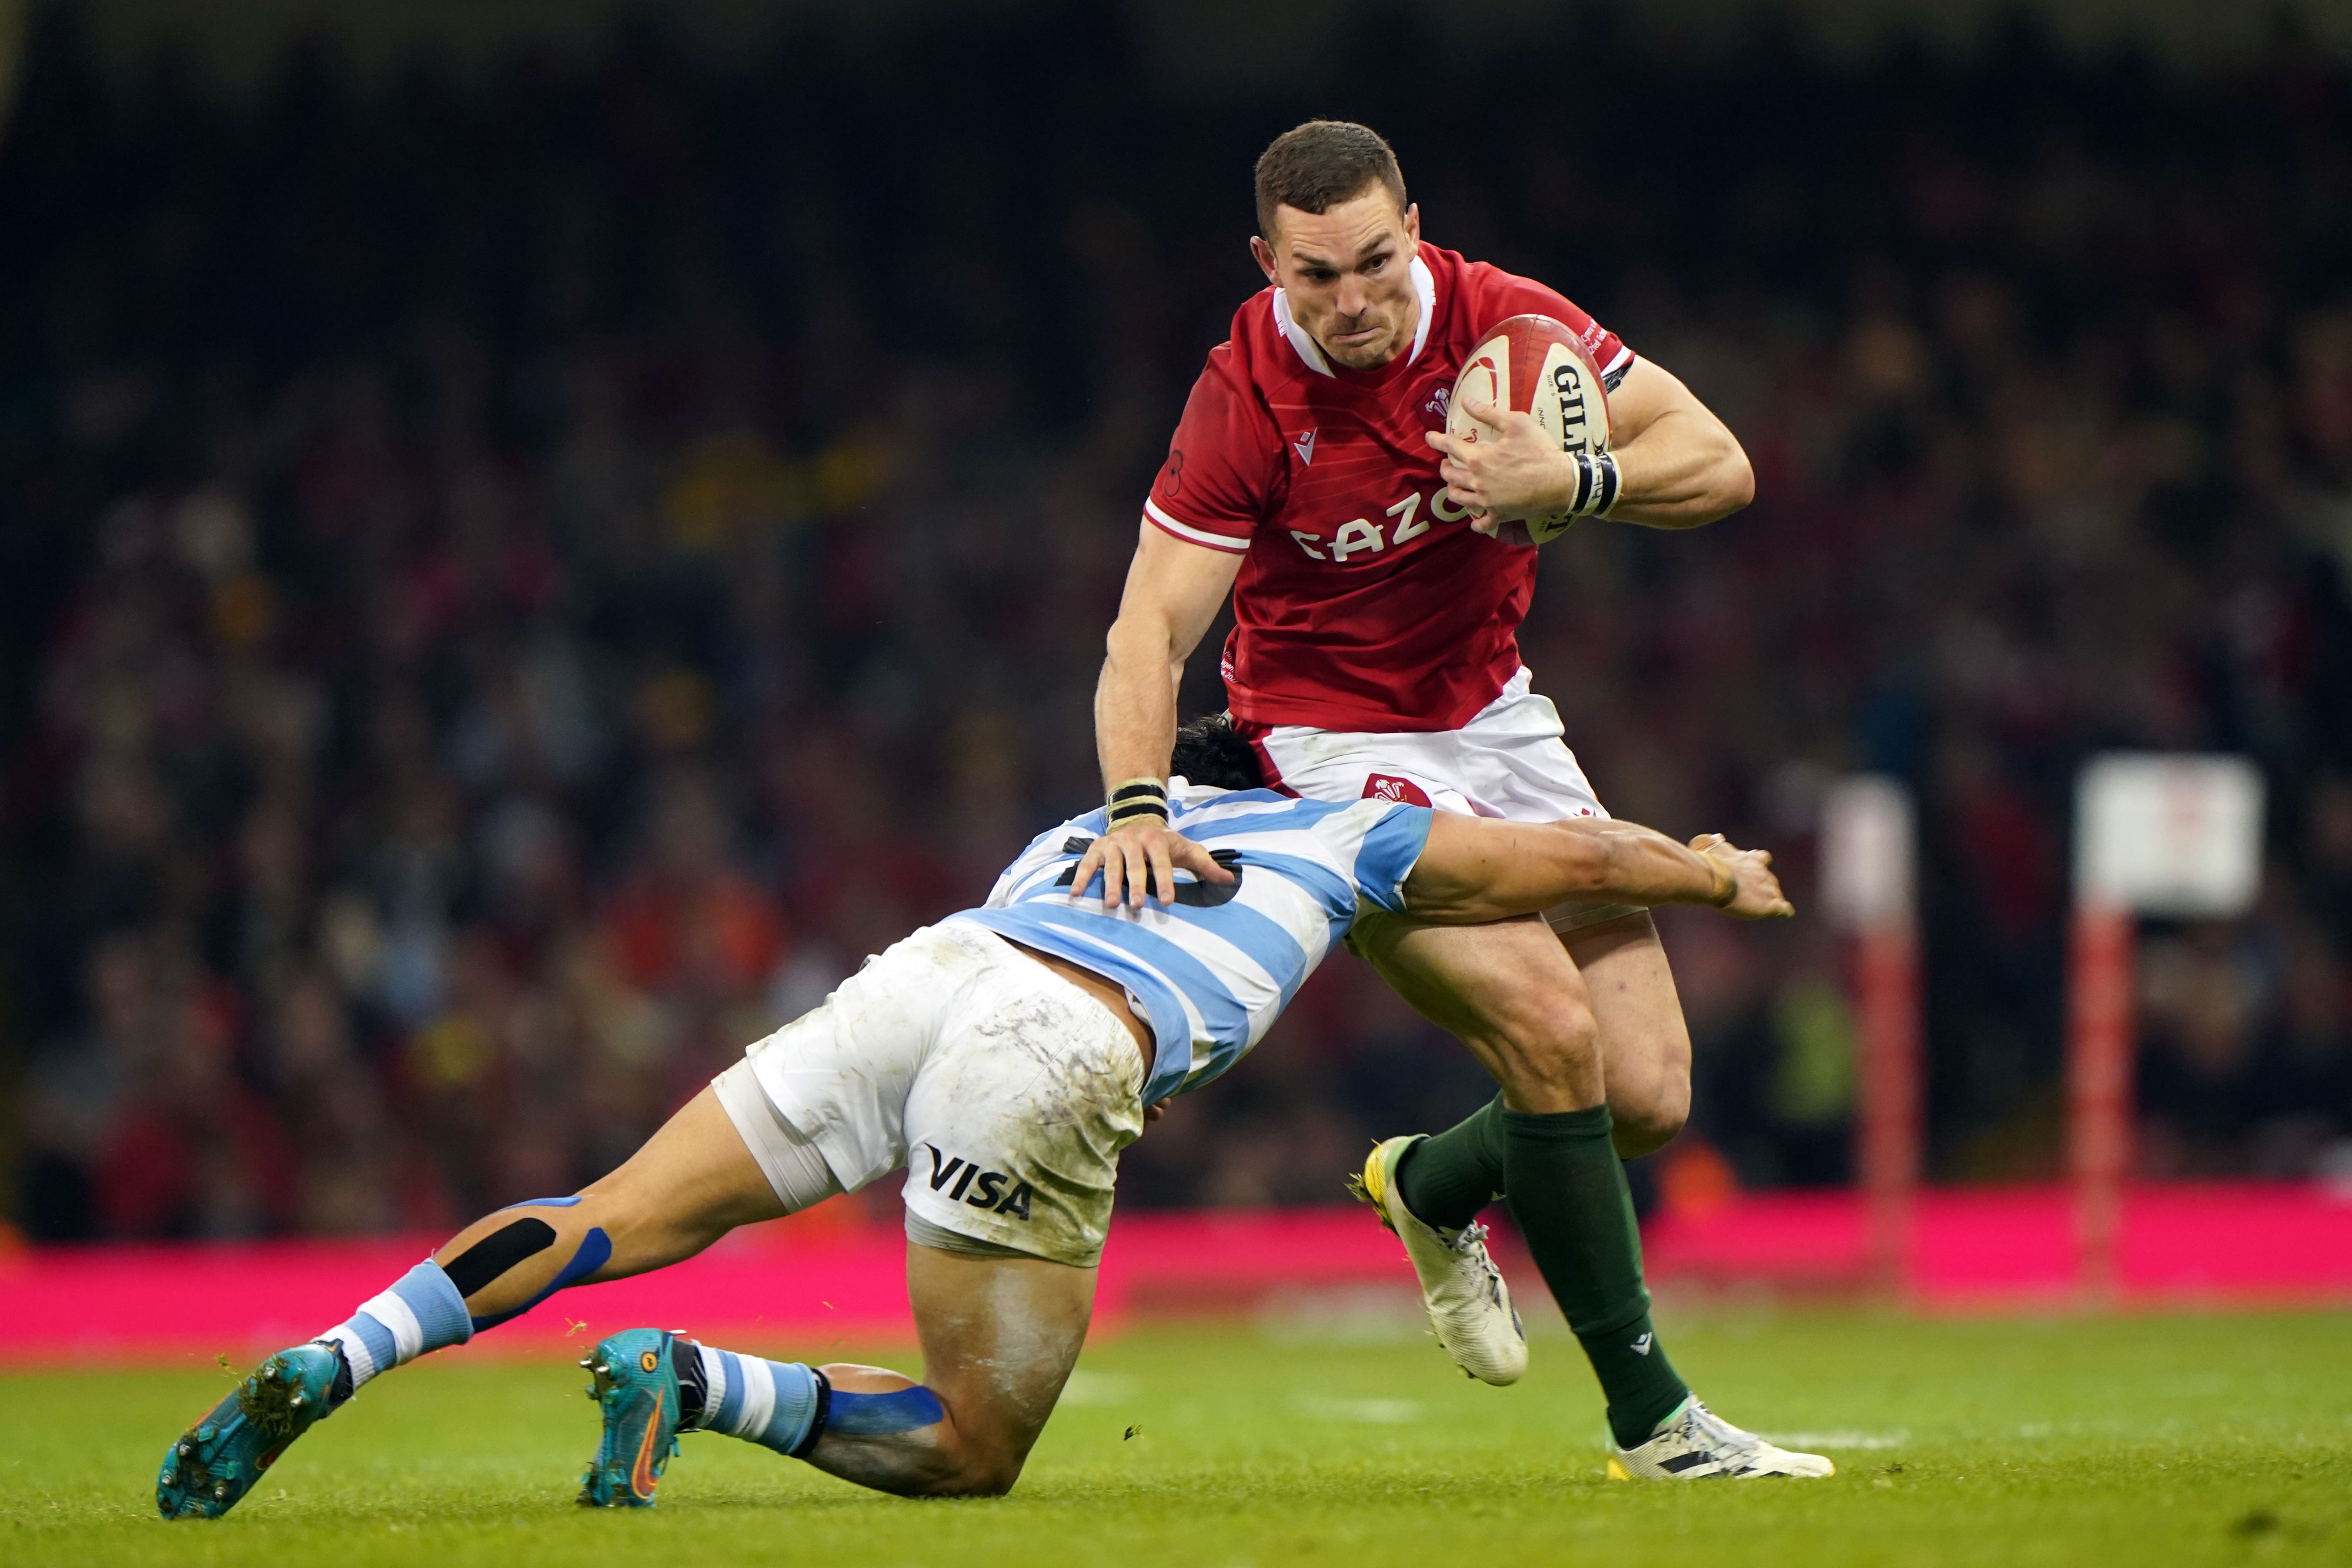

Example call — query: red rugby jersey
[1146,242,1631,733]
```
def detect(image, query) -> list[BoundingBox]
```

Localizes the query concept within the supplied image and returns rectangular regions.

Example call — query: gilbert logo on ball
[1446,314,1614,546]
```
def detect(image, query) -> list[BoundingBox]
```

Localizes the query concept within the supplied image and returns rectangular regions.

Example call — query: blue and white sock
[315,1259,473,1391]
[691,1344,945,1457]
[693,1345,826,1456]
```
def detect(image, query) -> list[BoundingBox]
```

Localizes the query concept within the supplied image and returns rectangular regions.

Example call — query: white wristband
[1567,451,1622,518]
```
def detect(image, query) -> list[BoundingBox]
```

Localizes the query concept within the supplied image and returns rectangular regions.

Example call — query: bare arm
[1589,357,1754,528]
[1402,814,1791,924]
[1095,522,1243,787]
[1073,523,1245,908]
[1425,356,1754,531]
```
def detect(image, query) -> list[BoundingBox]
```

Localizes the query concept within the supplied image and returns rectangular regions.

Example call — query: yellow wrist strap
[1704,853,1737,907]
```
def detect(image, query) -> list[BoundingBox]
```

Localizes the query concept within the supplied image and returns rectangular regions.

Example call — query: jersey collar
[1271,250,1437,379]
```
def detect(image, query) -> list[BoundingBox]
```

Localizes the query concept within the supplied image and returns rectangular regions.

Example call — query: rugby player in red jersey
[1076,122,1801,1477]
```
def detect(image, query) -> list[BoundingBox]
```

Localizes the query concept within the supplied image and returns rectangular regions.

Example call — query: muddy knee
[891,1443,1022,1498]
[938,1453,1023,1498]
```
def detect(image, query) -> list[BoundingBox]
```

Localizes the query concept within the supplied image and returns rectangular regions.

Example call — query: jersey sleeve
[1474,265,1636,389]
[1313,799,1434,917]
[1143,346,1282,554]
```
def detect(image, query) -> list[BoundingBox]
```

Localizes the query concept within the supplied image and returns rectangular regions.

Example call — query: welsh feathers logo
[1423,384,1451,419]
[1363,774,1431,807]
[1290,428,1317,465]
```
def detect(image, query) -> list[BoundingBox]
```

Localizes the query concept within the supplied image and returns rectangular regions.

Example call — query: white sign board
[1821,775,1915,930]
[2075,753,2264,917]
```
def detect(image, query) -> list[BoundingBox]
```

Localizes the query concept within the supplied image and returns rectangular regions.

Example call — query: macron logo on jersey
[1291,428,1316,465]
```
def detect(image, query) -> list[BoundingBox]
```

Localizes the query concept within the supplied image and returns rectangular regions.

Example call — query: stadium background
[4,0,2352,1250]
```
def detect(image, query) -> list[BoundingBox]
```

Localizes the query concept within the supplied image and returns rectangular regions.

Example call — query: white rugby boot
[1350,1136,1527,1385]
[1609,1397,1835,1479]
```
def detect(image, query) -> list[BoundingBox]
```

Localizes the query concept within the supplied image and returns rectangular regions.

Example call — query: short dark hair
[1254,121,1407,238]
[1169,712,1263,791]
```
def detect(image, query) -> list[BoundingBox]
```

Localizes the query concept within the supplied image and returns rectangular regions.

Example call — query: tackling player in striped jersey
[156,722,1824,1522]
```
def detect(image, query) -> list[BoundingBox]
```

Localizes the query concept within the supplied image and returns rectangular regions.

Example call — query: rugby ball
[1444,314,1613,546]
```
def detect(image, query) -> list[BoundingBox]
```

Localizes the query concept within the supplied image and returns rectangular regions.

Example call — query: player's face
[1252,190,1422,371]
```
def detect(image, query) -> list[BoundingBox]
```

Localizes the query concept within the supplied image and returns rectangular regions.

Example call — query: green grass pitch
[3,1308,2346,1566]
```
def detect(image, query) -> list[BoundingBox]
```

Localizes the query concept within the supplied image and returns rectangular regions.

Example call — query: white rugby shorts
[712,921,1146,1267]
[1248,667,1643,932]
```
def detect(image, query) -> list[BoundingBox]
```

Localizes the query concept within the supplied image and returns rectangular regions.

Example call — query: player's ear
[1249,233,1278,284]
[1402,202,1420,244]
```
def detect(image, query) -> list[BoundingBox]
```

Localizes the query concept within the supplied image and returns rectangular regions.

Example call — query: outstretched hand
[1069,820,1237,911]
[1424,397,1571,532]
[1690,833,1794,920]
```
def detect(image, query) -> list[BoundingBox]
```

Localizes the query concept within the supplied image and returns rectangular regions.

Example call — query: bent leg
[695,1243,1092,1498]
[1351,910,1601,1229]
[430,1085,791,1327]
[162,1087,800,1521]
[679,929,1122,1496]
[1351,910,1604,1114]
[1352,913,1690,1446]
[1356,909,1693,1176]
[1560,913,1694,1158]
[807,1244,1093,1496]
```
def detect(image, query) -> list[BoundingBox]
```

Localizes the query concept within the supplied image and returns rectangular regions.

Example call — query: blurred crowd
[4,10,2350,1240]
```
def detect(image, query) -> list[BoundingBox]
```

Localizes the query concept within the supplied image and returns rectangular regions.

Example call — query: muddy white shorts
[712,920,1145,1267]
[1247,667,1642,932]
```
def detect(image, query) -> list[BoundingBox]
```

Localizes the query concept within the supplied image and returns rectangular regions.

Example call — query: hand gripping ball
[1444,314,1614,546]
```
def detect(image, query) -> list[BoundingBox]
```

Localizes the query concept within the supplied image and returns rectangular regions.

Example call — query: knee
[1480,992,1602,1104]
[1611,1075,1690,1158]
[911,1449,1023,1498]
[945,1459,1022,1498]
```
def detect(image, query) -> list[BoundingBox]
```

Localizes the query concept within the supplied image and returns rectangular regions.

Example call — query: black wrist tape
[1569,451,1622,518]
[1108,777,1169,828]
[1590,451,1621,515]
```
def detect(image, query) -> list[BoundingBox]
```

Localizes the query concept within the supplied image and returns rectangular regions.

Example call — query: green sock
[1500,1104,1690,1448]
[1394,1096,1507,1231]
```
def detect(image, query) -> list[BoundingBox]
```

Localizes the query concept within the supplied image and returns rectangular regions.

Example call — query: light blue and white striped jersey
[952,786,1433,1107]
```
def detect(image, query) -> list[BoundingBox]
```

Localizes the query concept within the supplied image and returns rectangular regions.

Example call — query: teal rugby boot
[576,1328,695,1508]
[157,1342,347,1519]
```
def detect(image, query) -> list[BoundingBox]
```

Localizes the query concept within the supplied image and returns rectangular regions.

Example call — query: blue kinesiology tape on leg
[827,1385,946,1435]
[699,1346,825,1457]
[317,1260,472,1389]
[466,1227,612,1333]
